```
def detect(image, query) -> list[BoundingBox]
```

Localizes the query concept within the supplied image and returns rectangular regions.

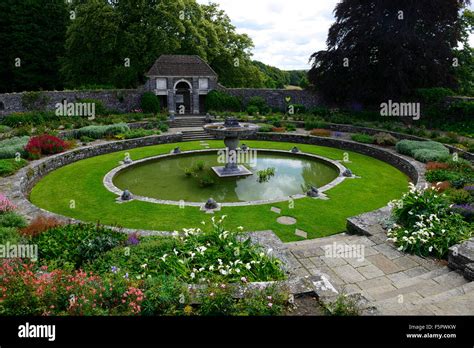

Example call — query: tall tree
[309,0,471,104]
[0,0,68,92]
[454,8,474,95]
[61,0,120,87]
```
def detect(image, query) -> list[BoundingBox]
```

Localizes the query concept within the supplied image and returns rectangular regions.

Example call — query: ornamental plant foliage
[387,184,473,258]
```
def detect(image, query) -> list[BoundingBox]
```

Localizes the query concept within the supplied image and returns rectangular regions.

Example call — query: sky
[197,0,474,71]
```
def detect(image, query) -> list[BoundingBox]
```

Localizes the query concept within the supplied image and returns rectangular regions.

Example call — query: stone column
[167,78,175,115]
[192,78,200,114]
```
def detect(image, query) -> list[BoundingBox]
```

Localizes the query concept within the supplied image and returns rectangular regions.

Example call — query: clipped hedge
[141,92,161,114]
[0,136,29,159]
[73,123,130,140]
[396,140,450,163]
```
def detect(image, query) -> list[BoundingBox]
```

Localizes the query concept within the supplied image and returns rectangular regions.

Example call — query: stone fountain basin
[203,122,259,137]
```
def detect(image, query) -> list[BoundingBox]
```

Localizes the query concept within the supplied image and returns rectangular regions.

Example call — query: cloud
[198,0,474,70]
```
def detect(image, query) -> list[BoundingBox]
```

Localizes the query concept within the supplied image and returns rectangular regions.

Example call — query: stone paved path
[284,227,474,315]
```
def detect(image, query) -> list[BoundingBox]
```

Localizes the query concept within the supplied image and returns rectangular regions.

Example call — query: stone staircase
[285,224,474,315]
[355,266,474,315]
[169,115,207,128]
[181,129,214,141]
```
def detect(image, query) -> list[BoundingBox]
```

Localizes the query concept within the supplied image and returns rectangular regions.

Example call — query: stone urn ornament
[241,143,249,151]
[306,186,319,198]
[121,190,133,201]
[343,169,353,177]
[291,146,299,153]
[205,198,218,210]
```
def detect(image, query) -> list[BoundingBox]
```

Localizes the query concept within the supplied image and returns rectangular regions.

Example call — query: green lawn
[29,140,409,242]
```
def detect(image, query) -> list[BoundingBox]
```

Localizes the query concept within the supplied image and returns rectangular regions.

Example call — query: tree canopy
[309,0,472,103]
[0,0,69,93]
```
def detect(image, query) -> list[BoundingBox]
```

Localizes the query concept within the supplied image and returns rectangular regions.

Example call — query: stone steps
[170,116,207,129]
[181,130,214,141]
[366,267,472,314]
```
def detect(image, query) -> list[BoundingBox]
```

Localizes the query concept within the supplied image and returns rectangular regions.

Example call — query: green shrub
[0,158,28,177]
[322,293,361,316]
[416,88,454,104]
[2,112,55,128]
[74,123,130,139]
[0,136,29,159]
[304,119,328,130]
[0,227,21,244]
[285,123,296,131]
[258,124,273,132]
[140,92,161,114]
[141,276,187,316]
[412,149,449,163]
[374,132,398,146]
[0,212,27,229]
[388,184,472,258]
[0,125,11,133]
[121,129,159,139]
[396,140,450,163]
[159,122,169,132]
[205,90,242,112]
[246,105,259,116]
[247,96,269,115]
[351,133,375,144]
[35,224,127,269]
[446,189,472,204]
[90,217,284,283]
[425,170,464,184]
[310,107,332,117]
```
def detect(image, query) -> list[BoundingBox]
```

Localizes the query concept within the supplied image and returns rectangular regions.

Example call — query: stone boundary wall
[0,89,143,117]
[220,87,323,110]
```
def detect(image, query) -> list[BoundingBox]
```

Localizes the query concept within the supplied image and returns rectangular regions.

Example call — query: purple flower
[463,186,474,193]
[126,232,140,245]
[111,266,118,274]
[123,273,129,279]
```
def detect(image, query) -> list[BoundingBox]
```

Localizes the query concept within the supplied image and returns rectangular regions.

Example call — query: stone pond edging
[102,148,350,207]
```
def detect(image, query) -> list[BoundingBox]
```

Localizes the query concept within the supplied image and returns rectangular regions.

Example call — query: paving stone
[373,243,404,260]
[299,258,316,270]
[357,264,385,280]
[276,216,297,225]
[367,254,402,274]
[333,264,366,283]
[309,256,324,268]
[357,276,392,290]
[366,284,398,298]
[270,207,281,214]
[291,267,311,277]
[342,283,362,295]
[393,256,420,269]
[387,272,411,283]
[432,271,468,287]
[303,247,326,257]
[403,266,428,278]
[343,256,372,268]
[321,256,348,268]
[295,229,308,239]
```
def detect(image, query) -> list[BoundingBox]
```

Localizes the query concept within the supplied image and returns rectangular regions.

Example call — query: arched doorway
[175,80,191,114]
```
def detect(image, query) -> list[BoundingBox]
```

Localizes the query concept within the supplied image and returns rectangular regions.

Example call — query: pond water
[113,151,339,203]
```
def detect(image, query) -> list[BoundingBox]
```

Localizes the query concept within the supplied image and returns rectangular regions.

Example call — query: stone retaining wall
[221,87,323,110]
[0,89,142,117]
